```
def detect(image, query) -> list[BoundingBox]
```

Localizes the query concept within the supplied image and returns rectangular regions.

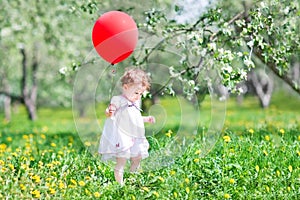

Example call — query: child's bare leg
[114,157,126,184]
[130,155,142,172]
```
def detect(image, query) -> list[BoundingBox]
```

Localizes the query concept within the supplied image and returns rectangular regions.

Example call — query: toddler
[99,68,155,185]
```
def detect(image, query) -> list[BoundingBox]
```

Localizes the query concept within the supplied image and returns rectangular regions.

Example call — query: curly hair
[120,68,151,90]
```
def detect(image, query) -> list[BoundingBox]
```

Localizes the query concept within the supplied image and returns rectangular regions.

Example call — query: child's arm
[105,104,117,117]
[143,116,155,123]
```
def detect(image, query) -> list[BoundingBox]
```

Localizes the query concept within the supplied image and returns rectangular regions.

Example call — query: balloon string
[108,64,116,100]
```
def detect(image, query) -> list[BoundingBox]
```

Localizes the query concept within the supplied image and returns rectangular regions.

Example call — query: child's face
[122,84,146,102]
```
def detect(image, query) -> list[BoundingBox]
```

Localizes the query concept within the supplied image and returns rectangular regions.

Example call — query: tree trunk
[248,70,274,108]
[20,46,38,121]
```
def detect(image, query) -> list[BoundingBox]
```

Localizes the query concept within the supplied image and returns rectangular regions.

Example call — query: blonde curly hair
[121,68,151,90]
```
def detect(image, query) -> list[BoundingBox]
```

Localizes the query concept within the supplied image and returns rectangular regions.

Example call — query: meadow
[0,92,299,199]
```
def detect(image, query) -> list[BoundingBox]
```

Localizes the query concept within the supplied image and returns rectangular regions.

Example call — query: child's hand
[105,104,116,117]
[144,116,155,124]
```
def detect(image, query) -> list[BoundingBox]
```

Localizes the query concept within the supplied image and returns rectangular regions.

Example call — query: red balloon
[92,11,138,64]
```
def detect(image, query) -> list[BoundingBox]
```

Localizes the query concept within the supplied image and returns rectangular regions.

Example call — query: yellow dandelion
[186,187,190,193]
[70,179,77,185]
[287,186,291,192]
[31,190,41,198]
[49,188,56,195]
[297,151,300,157]
[0,143,7,151]
[84,141,91,147]
[288,165,293,173]
[298,135,300,141]
[32,175,41,184]
[50,143,56,147]
[158,176,165,182]
[170,170,176,175]
[174,192,178,198]
[194,158,200,163]
[265,135,270,141]
[223,136,231,143]
[194,149,201,155]
[0,160,4,165]
[265,186,270,192]
[153,191,159,198]
[79,181,85,186]
[11,152,17,157]
[20,184,26,191]
[6,137,12,142]
[276,170,280,177]
[255,165,260,172]
[229,178,235,184]
[224,193,230,199]
[165,130,173,138]
[142,187,150,192]
[22,135,29,140]
[58,181,65,189]
[94,192,101,198]
[263,150,268,156]
[248,129,254,134]
[184,178,190,184]
[279,129,285,134]
[41,134,46,139]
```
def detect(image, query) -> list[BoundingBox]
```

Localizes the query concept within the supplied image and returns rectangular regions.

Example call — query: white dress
[98,95,149,161]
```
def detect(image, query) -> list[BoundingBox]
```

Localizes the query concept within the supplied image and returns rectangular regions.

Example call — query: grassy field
[0,92,299,199]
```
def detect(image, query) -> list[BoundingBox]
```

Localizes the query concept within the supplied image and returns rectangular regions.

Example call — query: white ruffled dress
[98,95,149,161]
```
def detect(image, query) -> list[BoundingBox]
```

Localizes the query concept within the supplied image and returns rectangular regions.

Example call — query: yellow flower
[265,186,270,192]
[174,192,178,198]
[165,130,173,138]
[186,187,190,193]
[194,158,200,163]
[32,175,41,184]
[170,170,176,175]
[0,143,7,151]
[288,165,293,173]
[265,135,270,141]
[6,137,12,142]
[0,160,4,165]
[49,188,56,195]
[31,190,41,198]
[194,149,201,155]
[287,186,291,192]
[20,184,26,191]
[50,143,56,147]
[94,192,101,198]
[263,150,268,156]
[142,187,150,192]
[298,135,300,141]
[184,178,190,184]
[224,193,230,199]
[84,141,91,147]
[158,176,165,182]
[58,181,65,189]
[223,136,231,143]
[229,178,235,184]
[279,129,285,134]
[297,151,300,157]
[131,195,136,200]
[79,181,85,186]
[153,191,159,198]
[255,165,260,172]
[70,179,77,186]
[248,129,254,134]
[22,135,29,140]
[276,170,280,177]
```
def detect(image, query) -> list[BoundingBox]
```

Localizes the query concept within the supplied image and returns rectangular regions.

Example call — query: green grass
[0,92,299,199]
